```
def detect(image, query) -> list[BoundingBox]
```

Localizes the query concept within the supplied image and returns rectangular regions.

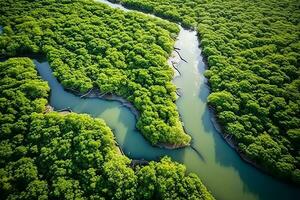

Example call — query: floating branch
[172,61,181,75]
[174,49,188,63]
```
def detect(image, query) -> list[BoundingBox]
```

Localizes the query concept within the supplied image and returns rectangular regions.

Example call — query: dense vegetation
[111,0,300,184]
[0,58,50,142]
[0,58,214,199]
[0,0,191,147]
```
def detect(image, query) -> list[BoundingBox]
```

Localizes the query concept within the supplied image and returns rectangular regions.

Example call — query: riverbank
[197,27,289,180]
[45,104,149,170]
[196,30,288,184]
[164,44,193,150]
[197,13,298,186]
[45,104,72,115]
[62,87,191,149]
[156,142,189,149]
[35,50,191,150]
[63,87,140,120]
[208,106,297,185]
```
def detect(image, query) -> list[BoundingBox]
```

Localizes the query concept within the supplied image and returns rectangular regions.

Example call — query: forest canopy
[0,58,214,200]
[0,0,191,147]
[110,0,300,184]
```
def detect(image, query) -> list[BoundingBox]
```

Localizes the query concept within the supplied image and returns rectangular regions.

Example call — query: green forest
[1,0,300,199]
[108,0,300,184]
[0,0,191,147]
[0,58,214,200]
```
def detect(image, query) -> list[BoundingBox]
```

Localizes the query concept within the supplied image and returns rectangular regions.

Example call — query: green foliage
[137,157,214,200]
[0,0,190,146]
[0,58,214,199]
[0,58,49,142]
[113,0,300,183]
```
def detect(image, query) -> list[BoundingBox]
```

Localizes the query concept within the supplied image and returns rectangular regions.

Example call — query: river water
[8,0,298,199]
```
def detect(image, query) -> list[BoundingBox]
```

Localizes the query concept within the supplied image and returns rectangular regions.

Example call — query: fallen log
[56,107,72,113]
[98,92,109,98]
[176,88,182,97]
[80,88,93,98]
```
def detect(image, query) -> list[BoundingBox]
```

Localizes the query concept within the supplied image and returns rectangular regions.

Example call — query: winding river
[3,0,299,199]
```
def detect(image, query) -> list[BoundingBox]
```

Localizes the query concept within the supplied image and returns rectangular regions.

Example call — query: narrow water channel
[2,0,299,199]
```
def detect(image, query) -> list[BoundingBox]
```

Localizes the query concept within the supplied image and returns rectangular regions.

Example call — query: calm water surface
[32,0,300,199]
